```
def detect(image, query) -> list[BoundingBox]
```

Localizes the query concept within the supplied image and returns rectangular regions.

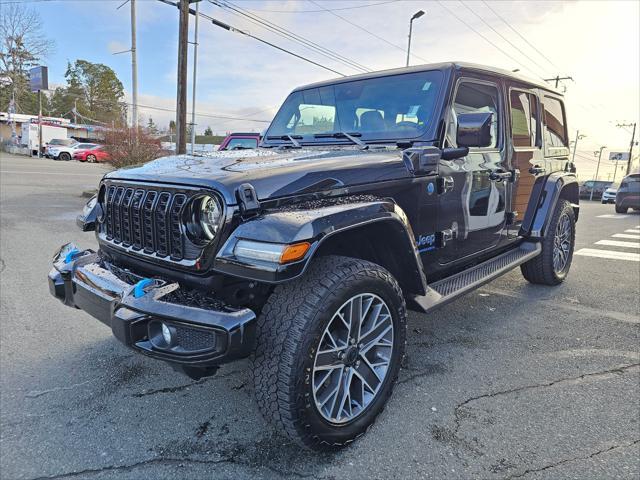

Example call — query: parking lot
[1,153,638,479]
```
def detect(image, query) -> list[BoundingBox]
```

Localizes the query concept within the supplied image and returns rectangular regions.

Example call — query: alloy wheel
[312,293,394,424]
[553,212,572,274]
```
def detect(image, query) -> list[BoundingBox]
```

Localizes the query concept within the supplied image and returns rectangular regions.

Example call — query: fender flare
[213,198,427,294]
[521,171,579,239]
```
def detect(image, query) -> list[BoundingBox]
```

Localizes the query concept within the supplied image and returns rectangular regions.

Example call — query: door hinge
[437,176,454,194]
[436,227,457,248]
[236,183,261,215]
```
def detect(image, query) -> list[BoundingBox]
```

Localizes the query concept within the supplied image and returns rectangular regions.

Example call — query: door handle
[488,169,516,182]
[529,165,546,175]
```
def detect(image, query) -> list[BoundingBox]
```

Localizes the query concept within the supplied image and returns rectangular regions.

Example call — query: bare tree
[0,3,54,112]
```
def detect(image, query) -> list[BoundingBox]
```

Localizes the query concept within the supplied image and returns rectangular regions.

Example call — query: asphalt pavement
[1,153,638,479]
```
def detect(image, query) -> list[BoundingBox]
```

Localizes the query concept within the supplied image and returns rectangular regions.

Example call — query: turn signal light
[280,242,311,264]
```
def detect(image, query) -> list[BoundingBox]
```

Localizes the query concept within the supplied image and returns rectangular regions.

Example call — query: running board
[411,242,541,313]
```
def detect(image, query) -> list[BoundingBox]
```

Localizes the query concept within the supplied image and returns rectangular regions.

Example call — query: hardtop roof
[293,61,562,96]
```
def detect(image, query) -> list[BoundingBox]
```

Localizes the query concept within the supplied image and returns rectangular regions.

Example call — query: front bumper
[48,243,256,368]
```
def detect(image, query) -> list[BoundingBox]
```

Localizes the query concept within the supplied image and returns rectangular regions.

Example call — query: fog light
[161,323,172,344]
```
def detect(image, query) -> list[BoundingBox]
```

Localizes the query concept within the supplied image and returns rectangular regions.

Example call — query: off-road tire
[521,199,575,285]
[252,255,407,450]
[59,152,71,161]
[615,204,628,214]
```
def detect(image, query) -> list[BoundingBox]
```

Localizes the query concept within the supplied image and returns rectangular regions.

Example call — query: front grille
[102,183,190,261]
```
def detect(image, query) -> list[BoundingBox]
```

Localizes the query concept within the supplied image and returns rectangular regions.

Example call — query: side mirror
[456,112,493,148]
[402,146,441,176]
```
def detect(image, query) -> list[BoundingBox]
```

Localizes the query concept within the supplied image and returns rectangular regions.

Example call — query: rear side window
[226,138,258,150]
[509,90,538,148]
[543,97,568,150]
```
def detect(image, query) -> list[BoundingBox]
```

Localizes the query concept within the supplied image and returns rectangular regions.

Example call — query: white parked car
[601,185,618,204]
[48,142,97,161]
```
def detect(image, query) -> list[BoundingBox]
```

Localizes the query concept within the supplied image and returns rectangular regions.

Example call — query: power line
[239,0,401,14]
[480,0,562,72]
[210,0,372,73]
[436,0,545,81]
[460,1,553,76]
[307,0,431,64]
[159,0,347,76]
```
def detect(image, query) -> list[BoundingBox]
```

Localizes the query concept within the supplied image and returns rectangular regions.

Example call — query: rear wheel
[521,200,575,285]
[59,152,71,161]
[252,256,406,450]
[615,204,628,214]
[87,154,97,163]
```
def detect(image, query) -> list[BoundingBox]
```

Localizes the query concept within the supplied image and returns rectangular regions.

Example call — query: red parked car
[73,145,110,163]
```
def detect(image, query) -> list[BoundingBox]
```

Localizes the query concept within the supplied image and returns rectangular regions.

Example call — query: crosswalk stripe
[612,233,640,240]
[626,229,640,233]
[596,214,627,219]
[595,240,640,249]
[575,248,640,261]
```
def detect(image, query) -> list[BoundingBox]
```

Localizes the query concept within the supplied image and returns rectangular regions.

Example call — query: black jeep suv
[49,62,579,450]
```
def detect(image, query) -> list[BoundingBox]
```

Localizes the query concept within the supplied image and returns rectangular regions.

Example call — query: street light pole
[570,130,585,168]
[590,146,606,201]
[176,0,189,154]
[406,10,425,67]
[131,0,138,135]
[189,0,200,155]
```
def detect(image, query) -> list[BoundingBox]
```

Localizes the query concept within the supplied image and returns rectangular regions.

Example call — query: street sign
[29,66,48,92]
[609,152,630,161]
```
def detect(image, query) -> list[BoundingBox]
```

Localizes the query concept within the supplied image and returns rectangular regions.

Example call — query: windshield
[266,70,443,143]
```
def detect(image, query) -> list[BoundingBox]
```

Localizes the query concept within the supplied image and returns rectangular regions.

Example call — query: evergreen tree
[204,126,213,136]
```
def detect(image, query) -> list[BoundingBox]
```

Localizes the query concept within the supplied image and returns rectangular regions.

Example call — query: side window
[509,90,539,148]
[226,138,259,150]
[449,81,500,149]
[543,96,568,151]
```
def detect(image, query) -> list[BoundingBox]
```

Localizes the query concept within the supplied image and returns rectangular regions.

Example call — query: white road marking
[625,229,640,233]
[612,233,640,240]
[596,214,627,219]
[595,240,640,249]
[575,248,640,262]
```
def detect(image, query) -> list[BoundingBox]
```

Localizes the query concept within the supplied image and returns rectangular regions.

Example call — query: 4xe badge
[426,182,435,195]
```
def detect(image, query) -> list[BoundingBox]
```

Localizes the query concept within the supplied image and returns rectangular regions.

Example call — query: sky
[11,0,640,180]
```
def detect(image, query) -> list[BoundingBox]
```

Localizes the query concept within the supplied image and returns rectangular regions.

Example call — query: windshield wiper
[314,132,368,149]
[266,134,302,148]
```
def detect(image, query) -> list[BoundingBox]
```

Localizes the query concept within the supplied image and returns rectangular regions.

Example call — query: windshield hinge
[236,183,261,215]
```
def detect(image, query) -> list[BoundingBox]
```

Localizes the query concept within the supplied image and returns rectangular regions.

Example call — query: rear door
[508,88,544,237]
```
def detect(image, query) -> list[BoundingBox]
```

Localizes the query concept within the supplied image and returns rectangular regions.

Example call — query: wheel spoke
[348,296,363,342]
[354,356,382,392]
[314,348,344,370]
[361,322,392,353]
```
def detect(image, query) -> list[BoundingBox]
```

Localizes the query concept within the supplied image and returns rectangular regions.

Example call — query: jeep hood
[104,148,410,205]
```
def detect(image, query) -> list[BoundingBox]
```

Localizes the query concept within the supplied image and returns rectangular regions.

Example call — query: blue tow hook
[64,248,81,264]
[133,278,155,298]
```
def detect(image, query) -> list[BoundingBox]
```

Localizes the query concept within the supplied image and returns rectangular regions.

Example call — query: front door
[436,77,508,264]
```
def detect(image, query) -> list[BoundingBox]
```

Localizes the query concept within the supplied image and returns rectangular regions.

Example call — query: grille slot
[102,184,189,260]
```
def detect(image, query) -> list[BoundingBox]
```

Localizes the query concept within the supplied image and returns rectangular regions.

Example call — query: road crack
[504,439,640,479]
[26,381,92,399]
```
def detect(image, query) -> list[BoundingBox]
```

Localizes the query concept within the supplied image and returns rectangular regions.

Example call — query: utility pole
[590,146,606,201]
[73,99,77,124]
[189,0,200,154]
[543,75,573,89]
[176,0,190,154]
[131,0,139,135]
[616,122,637,176]
[406,10,425,67]
[38,89,42,158]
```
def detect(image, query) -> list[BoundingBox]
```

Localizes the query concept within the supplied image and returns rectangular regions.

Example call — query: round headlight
[185,195,223,243]
[199,195,222,240]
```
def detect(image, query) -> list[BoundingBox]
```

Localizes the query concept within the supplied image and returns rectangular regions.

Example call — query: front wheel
[87,154,97,163]
[59,152,71,161]
[521,200,575,285]
[252,256,406,450]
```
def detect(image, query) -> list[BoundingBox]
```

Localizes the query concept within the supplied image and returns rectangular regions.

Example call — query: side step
[411,241,541,313]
